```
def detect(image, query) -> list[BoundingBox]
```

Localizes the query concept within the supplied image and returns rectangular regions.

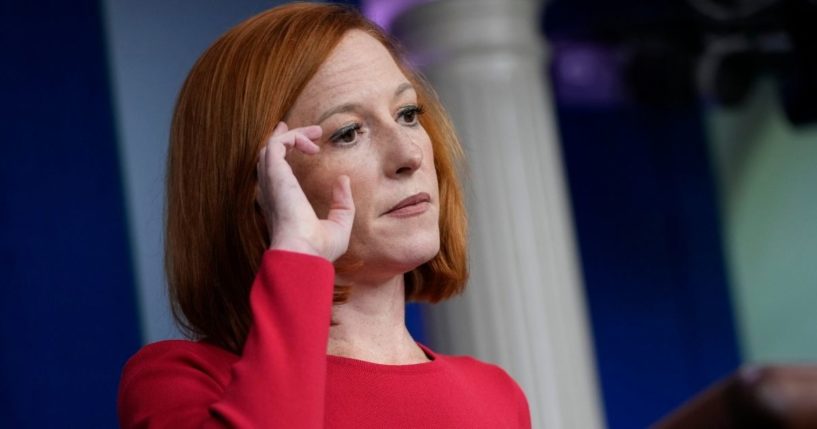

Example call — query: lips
[384,192,431,216]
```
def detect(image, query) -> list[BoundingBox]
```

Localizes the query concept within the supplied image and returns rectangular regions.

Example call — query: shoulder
[443,353,522,391]
[436,351,531,423]
[120,340,235,385]
[120,339,236,387]
[118,340,237,419]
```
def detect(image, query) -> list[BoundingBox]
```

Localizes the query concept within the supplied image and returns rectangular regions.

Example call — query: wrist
[269,237,322,258]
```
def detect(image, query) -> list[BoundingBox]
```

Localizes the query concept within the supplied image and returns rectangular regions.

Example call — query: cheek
[420,137,438,183]
[298,176,333,217]
[416,128,435,164]
[287,156,334,216]
[343,160,379,212]
[289,153,371,217]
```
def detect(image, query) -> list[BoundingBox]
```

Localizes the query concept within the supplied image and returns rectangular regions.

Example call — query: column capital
[388,0,544,68]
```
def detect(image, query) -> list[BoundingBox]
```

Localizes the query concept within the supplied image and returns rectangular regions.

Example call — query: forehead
[291,30,411,119]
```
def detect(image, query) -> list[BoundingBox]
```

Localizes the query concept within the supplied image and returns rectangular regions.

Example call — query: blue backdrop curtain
[544,1,742,427]
[0,1,141,427]
[555,102,740,428]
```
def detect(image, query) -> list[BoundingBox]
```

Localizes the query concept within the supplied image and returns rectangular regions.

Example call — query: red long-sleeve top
[118,250,531,428]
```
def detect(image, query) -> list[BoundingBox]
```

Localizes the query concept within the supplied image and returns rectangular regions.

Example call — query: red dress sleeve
[117,250,335,428]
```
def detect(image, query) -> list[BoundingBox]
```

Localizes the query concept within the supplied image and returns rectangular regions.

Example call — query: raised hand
[256,121,355,262]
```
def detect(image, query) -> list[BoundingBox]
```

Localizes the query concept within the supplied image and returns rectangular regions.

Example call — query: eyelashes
[396,104,425,126]
[328,104,425,147]
[329,123,362,145]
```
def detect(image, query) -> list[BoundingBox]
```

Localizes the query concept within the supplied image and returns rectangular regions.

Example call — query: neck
[328,273,429,364]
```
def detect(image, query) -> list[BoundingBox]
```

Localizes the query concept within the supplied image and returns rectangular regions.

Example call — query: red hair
[166,3,468,354]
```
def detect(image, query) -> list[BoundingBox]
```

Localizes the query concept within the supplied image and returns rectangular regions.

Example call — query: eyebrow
[316,82,415,125]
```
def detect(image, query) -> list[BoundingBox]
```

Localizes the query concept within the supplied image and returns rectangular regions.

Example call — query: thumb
[326,175,354,229]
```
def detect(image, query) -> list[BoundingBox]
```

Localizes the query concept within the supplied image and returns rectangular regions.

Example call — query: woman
[118,3,531,428]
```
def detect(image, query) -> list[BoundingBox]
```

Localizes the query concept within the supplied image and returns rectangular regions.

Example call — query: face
[285,30,440,284]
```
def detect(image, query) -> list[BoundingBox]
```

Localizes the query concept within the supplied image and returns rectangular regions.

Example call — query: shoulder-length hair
[166,2,468,354]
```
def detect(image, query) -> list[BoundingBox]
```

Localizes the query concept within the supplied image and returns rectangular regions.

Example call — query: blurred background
[1,0,815,427]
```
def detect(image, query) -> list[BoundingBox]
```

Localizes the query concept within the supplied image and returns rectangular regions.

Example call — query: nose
[382,125,423,178]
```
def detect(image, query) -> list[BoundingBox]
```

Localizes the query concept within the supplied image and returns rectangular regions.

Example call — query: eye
[330,123,362,146]
[397,105,425,126]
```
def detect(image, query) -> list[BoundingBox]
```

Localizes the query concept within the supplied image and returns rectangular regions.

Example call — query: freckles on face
[283,30,440,272]
[284,30,434,212]
[285,143,373,218]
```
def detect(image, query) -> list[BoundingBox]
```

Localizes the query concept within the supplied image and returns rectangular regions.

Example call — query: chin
[347,229,440,280]
[396,237,440,273]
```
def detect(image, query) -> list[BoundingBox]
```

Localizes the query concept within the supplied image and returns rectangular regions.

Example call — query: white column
[389,1,605,427]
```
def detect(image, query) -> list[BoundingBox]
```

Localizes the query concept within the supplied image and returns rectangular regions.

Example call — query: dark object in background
[546,0,817,126]
[779,0,817,126]
[653,365,817,428]
[623,40,699,107]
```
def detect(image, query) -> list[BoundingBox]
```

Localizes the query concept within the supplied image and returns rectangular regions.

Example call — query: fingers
[291,131,320,155]
[257,122,321,189]
[271,120,288,137]
[269,121,321,155]
[271,120,320,141]
[255,124,355,260]
[298,124,322,140]
[256,122,324,214]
